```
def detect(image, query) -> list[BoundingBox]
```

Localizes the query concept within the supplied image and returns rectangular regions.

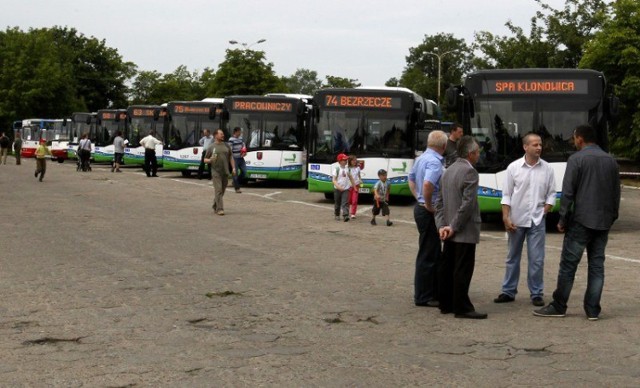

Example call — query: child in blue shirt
[371,169,392,226]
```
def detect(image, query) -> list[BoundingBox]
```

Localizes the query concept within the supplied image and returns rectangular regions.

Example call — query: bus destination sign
[173,105,211,114]
[485,79,589,95]
[324,95,402,109]
[232,101,294,112]
[132,108,156,117]
[100,112,116,120]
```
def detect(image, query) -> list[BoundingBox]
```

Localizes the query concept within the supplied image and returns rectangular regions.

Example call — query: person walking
[332,153,354,222]
[228,127,247,193]
[0,132,10,164]
[197,129,213,180]
[77,133,92,172]
[347,155,362,218]
[112,130,125,172]
[494,133,556,307]
[435,135,487,319]
[140,130,162,177]
[204,129,236,216]
[444,123,464,168]
[34,139,51,182]
[534,124,620,321]
[13,132,22,165]
[408,130,448,308]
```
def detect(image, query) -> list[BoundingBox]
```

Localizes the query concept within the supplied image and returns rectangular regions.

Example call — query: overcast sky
[3,0,568,86]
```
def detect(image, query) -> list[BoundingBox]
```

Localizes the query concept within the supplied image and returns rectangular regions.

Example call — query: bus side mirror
[63,118,67,126]
[153,109,160,120]
[607,95,620,119]
[208,106,216,120]
[445,86,458,109]
[85,116,92,124]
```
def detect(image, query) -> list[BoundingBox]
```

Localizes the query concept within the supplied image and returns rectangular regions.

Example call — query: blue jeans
[551,222,609,317]
[501,219,546,299]
[232,157,246,190]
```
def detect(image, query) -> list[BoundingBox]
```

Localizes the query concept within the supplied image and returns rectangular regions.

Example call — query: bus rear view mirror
[208,106,216,120]
[63,118,67,126]
[153,109,160,121]
[608,95,620,119]
[85,116,92,124]
[445,86,458,109]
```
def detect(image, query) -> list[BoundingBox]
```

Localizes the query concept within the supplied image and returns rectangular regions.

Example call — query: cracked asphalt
[1,161,639,386]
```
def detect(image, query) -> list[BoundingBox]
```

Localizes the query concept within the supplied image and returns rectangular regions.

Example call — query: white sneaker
[350,215,356,219]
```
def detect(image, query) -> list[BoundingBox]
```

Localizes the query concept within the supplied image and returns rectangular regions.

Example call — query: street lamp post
[228,39,267,50]
[425,50,457,103]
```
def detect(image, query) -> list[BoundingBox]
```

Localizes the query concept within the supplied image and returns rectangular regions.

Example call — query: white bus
[308,87,437,198]
[162,100,224,176]
[94,109,127,164]
[224,94,313,181]
[124,105,166,167]
[446,68,619,213]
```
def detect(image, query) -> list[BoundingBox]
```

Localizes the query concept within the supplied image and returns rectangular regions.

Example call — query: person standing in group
[494,133,556,307]
[371,169,392,226]
[197,128,213,180]
[13,132,22,165]
[408,130,448,308]
[77,133,92,172]
[332,153,354,222]
[228,127,247,193]
[436,135,487,319]
[0,132,10,165]
[534,125,620,321]
[140,130,162,177]
[204,129,236,216]
[348,155,362,219]
[34,139,51,182]
[444,123,464,168]
[111,130,125,173]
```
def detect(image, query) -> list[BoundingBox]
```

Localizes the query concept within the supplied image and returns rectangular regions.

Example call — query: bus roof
[264,93,312,101]
[201,97,224,104]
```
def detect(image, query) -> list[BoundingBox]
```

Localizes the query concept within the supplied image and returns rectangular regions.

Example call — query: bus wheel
[181,171,191,177]
[57,158,64,164]
[324,192,334,200]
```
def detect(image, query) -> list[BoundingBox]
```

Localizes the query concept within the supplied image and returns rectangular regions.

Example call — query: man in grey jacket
[534,124,620,321]
[436,136,487,319]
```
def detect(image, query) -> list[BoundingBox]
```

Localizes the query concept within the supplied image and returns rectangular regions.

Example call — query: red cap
[337,153,348,161]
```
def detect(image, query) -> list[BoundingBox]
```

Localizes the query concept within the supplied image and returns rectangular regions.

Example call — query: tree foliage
[207,49,283,96]
[282,68,323,95]
[323,75,361,88]
[581,0,640,159]
[396,33,471,102]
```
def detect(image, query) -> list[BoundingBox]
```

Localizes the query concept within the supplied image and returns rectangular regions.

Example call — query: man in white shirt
[494,133,556,307]
[140,130,163,177]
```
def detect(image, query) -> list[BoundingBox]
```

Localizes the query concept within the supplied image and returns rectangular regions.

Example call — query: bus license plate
[359,187,370,194]
[187,166,198,170]
[250,174,267,179]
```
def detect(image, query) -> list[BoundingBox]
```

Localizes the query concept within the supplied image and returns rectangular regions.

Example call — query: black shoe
[455,311,488,319]
[386,220,393,226]
[34,171,38,178]
[151,174,159,177]
[440,309,452,314]
[343,217,349,222]
[494,293,515,303]
[533,304,565,318]
[531,296,545,306]
[416,300,439,308]
[370,219,376,225]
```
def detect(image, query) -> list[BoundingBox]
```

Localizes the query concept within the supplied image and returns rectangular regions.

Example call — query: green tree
[398,33,472,102]
[129,70,163,105]
[580,0,640,159]
[535,0,610,68]
[208,49,282,96]
[473,19,555,69]
[283,68,323,95]
[323,75,360,88]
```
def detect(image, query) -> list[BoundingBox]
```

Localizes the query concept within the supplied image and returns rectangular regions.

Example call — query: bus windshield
[129,117,164,145]
[472,96,600,170]
[228,113,301,150]
[314,110,410,159]
[166,115,218,149]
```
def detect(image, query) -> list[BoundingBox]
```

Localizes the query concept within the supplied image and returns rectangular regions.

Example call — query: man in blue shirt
[409,130,448,307]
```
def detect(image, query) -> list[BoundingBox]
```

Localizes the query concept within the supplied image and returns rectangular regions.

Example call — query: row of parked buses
[10,68,620,214]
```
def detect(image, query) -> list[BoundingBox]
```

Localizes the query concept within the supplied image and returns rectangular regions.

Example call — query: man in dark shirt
[534,125,620,321]
[444,123,463,168]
